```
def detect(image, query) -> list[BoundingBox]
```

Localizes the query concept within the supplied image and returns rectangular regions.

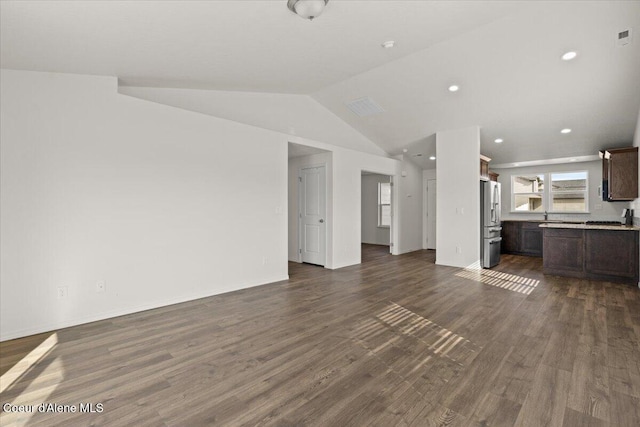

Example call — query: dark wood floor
[1,245,640,426]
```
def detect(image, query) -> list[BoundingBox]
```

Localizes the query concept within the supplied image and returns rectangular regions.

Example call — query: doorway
[361,172,393,253]
[299,165,327,266]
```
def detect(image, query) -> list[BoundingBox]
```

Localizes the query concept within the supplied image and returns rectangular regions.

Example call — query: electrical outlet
[96,281,106,293]
[57,286,68,299]
[262,257,268,265]
[456,246,462,254]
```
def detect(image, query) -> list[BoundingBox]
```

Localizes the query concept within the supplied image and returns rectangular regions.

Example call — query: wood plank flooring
[1,245,640,426]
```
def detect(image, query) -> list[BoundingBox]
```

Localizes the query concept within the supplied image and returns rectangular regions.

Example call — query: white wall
[121,86,405,268]
[0,69,405,341]
[288,152,333,261]
[361,174,390,246]
[496,160,627,222]
[329,147,400,267]
[436,126,481,268]
[120,86,388,157]
[423,169,437,180]
[0,69,289,341]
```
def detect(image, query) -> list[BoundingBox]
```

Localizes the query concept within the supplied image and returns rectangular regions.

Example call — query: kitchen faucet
[544,211,548,220]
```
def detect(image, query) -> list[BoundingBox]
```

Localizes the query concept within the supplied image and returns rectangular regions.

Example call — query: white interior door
[300,165,326,266]
[426,179,437,250]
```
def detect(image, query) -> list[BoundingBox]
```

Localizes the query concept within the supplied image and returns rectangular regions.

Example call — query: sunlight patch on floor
[0,354,65,427]
[0,333,58,394]
[456,268,540,295]
[352,302,481,368]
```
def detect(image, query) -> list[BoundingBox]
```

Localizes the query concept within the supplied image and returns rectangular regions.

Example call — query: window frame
[378,182,391,228]
[511,174,545,213]
[510,170,590,214]
[548,170,589,214]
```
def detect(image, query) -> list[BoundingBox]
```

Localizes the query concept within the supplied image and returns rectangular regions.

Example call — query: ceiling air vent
[345,97,385,117]
[617,28,632,46]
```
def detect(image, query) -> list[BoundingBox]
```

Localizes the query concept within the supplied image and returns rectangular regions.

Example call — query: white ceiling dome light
[287,0,329,21]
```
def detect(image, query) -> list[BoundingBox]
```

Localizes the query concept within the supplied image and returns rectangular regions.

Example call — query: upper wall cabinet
[600,147,638,201]
[480,155,490,181]
[480,155,499,182]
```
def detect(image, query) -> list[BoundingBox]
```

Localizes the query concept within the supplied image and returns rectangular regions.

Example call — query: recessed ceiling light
[402,148,408,153]
[514,163,520,166]
[570,158,577,162]
[561,128,572,134]
[382,40,395,49]
[494,138,503,143]
[561,51,577,61]
[429,156,436,160]
[448,85,459,92]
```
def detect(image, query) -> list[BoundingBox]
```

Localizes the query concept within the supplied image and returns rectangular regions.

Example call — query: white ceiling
[2,1,640,165]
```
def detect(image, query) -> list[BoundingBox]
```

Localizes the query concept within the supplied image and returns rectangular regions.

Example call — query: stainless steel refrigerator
[481,180,502,268]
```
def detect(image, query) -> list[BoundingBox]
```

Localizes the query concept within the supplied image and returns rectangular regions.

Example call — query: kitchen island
[539,222,640,284]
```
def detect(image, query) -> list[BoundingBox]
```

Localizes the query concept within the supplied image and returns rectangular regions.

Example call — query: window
[510,171,588,213]
[378,182,391,227]
[512,174,544,212]
[550,171,588,212]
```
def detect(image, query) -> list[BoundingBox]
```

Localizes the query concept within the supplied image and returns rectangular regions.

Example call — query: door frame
[423,177,437,250]
[298,163,327,265]
[388,175,394,254]
[360,171,394,255]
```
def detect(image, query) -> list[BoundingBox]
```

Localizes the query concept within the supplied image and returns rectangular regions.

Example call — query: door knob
[319,219,324,223]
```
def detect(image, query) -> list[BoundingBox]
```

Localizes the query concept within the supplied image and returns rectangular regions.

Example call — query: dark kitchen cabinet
[601,147,638,201]
[585,229,639,280]
[501,221,543,257]
[501,221,520,254]
[543,228,584,275]
[542,227,639,284]
[521,222,543,257]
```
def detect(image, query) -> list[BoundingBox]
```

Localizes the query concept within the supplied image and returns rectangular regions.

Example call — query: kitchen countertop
[538,223,640,231]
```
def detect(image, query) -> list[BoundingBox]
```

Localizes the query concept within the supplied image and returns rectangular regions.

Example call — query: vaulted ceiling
[2,1,639,165]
